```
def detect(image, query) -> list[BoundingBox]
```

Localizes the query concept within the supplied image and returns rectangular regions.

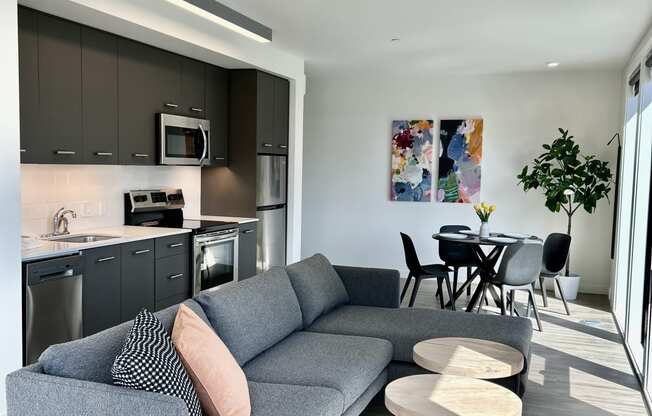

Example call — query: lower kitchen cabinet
[155,253,190,302]
[238,222,258,280]
[120,239,156,321]
[83,245,121,336]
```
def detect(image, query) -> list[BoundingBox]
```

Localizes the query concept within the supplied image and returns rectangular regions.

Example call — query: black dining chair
[535,233,572,315]
[439,225,481,296]
[400,233,455,310]
[489,241,544,331]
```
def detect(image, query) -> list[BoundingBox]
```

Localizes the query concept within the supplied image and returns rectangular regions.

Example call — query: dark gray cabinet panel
[155,234,189,259]
[273,77,290,155]
[120,239,155,320]
[205,65,229,165]
[38,13,83,164]
[155,253,190,301]
[256,71,275,152]
[181,58,205,116]
[118,38,182,165]
[18,7,40,163]
[82,28,118,164]
[83,246,121,336]
[238,222,258,280]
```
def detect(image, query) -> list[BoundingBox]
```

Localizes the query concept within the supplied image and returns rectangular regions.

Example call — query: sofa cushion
[243,331,392,410]
[195,267,303,366]
[248,381,343,416]
[285,254,350,327]
[307,305,532,364]
[39,300,208,385]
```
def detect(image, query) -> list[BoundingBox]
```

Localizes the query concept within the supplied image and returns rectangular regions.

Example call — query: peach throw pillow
[172,304,251,416]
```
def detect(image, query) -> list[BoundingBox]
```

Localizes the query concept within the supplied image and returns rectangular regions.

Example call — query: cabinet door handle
[56,150,76,155]
[168,273,184,280]
[133,249,151,255]
[95,152,113,156]
[168,243,183,248]
[242,230,254,234]
[190,107,204,113]
[133,153,149,158]
[279,144,288,149]
[96,256,116,263]
[214,157,226,161]
[164,103,179,108]
[262,143,273,148]
[20,149,26,153]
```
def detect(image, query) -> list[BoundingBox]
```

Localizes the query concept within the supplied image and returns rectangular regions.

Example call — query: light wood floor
[361,279,649,416]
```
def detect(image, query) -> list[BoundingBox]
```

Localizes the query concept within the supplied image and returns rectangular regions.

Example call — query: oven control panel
[127,188,185,212]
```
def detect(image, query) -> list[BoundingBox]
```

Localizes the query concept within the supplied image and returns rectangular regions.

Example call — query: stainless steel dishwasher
[23,254,84,365]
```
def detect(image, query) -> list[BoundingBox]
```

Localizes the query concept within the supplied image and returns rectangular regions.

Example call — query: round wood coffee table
[413,337,524,379]
[385,374,522,416]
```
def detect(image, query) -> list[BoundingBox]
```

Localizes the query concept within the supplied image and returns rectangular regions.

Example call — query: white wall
[0,1,23,413]
[303,69,622,294]
[21,165,201,236]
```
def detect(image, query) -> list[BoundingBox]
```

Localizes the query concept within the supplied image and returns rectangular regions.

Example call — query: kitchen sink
[47,234,120,243]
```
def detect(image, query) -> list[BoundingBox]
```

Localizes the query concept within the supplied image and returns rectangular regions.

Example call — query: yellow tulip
[481,202,489,210]
[474,204,480,211]
[490,204,496,212]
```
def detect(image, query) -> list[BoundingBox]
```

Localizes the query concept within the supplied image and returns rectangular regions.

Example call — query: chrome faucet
[51,207,77,236]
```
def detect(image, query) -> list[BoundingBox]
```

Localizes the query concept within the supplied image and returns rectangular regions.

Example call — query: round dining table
[432,232,540,312]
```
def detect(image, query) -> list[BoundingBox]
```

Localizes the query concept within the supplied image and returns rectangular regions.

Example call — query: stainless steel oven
[193,228,239,296]
[157,113,210,166]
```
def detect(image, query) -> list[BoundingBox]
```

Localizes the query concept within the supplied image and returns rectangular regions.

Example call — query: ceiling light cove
[546,62,560,68]
[164,0,272,43]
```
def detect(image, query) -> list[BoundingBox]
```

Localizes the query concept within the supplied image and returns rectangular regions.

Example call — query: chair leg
[554,277,571,316]
[444,275,455,311]
[437,278,446,310]
[466,267,472,296]
[499,286,506,315]
[453,267,459,294]
[539,276,548,307]
[510,290,516,316]
[400,273,413,303]
[409,277,421,307]
[477,283,487,314]
[527,287,543,331]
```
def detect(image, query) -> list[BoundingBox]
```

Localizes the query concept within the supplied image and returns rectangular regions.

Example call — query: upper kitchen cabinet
[205,65,229,165]
[82,28,118,164]
[256,71,276,153]
[180,58,206,116]
[118,38,182,165]
[37,13,84,164]
[273,77,290,155]
[18,7,40,163]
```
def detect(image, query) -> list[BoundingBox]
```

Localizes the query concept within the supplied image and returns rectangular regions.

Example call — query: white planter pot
[553,274,581,301]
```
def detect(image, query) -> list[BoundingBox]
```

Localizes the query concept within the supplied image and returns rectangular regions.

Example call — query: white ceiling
[218,0,652,76]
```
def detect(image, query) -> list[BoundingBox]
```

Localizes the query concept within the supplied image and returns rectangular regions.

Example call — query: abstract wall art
[437,119,483,203]
[390,120,434,202]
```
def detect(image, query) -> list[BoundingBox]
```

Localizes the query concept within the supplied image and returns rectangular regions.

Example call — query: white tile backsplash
[21,164,201,236]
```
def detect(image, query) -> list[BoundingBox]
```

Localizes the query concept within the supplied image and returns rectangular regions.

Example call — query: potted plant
[474,202,496,238]
[517,128,612,300]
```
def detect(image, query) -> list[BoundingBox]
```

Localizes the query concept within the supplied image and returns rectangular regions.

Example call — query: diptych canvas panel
[437,119,483,203]
[390,120,434,202]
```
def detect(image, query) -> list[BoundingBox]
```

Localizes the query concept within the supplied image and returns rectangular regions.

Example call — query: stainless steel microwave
[157,113,210,166]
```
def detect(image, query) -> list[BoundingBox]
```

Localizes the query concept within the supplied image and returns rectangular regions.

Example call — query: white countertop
[199,215,258,224]
[22,226,191,262]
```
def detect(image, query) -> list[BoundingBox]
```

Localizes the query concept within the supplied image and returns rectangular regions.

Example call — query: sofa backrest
[194,267,303,366]
[38,299,208,385]
[285,253,350,327]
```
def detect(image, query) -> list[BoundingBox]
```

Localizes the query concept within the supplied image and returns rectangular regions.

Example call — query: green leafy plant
[517,128,612,276]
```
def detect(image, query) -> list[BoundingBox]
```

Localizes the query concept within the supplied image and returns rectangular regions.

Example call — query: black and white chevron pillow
[112,309,202,416]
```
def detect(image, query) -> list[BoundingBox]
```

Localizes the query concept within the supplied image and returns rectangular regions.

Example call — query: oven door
[158,113,210,166]
[193,230,239,296]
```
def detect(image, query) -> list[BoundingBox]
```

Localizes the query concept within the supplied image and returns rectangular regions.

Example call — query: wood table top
[385,374,522,416]
[413,337,525,379]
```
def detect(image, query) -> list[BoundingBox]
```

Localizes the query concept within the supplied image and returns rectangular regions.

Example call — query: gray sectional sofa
[6,254,532,416]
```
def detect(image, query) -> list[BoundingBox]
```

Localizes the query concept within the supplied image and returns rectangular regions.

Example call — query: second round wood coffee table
[413,337,524,379]
[385,374,522,416]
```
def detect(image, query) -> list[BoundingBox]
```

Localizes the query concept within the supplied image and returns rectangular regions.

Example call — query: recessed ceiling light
[391,38,401,43]
[546,62,560,68]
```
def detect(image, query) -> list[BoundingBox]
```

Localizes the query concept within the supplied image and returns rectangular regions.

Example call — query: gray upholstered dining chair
[535,233,572,315]
[438,225,481,297]
[488,241,544,331]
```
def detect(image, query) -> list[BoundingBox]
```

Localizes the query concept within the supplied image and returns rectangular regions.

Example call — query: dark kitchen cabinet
[18,7,40,163]
[181,58,206,116]
[238,222,258,280]
[257,71,276,153]
[82,27,118,164]
[205,65,229,165]
[83,246,121,336]
[38,13,83,164]
[273,77,290,155]
[120,239,156,320]
[118,38,182,165]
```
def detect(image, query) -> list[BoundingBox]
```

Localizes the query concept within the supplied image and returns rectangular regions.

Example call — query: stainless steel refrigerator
[256,155,287,272]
